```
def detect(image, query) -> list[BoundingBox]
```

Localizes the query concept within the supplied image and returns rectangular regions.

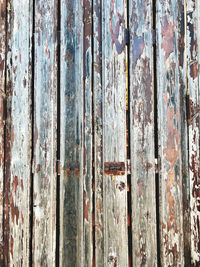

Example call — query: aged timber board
[32,0,57,265]
[129,0,157,265]
[156,0,186,265]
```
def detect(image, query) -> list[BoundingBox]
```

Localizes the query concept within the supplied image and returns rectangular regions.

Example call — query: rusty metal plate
[104,162,125,176]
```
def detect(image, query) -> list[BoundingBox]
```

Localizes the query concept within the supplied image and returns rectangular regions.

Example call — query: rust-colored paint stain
[104,162,125,176]
[190,61,198,80]
[12,176,19,194]
[161,16,175,60]
[10,193,19,225]
[64,162,80,177]
[163,107,179,233]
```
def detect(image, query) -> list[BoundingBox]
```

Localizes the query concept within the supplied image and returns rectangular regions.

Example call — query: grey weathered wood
[156,0,185,265]
[60,0,84,266]
[32,0,57,265]
[83,0,93,265]
[0,0,6,263]
[129,0,157,265]
[93,0,104,265]
[187,0,200,265]
[102,0,128,265]
[3,0,32,265]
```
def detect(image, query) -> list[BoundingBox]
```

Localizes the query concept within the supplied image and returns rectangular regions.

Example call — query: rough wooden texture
[102,0,128,265]
[60,0,84,265]
[33,0,57,265]
[129,0,157,266]
[0,0,6,263]
[83,0,93,265]
[156,0,185,265]
[3,0,33,265]
[187,0,200,265]
[93,0,104,265]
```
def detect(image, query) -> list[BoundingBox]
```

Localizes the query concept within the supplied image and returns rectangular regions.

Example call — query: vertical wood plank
[60,0,84,265]
[156,0,185,265]
[3,0,32,265]
[187,0,200,265]
[83,0,93,265]
[33,0,57,265]
[129,0,157,265]
[0,0,6,263]
[102,0,128,265]
[93,0,104,265]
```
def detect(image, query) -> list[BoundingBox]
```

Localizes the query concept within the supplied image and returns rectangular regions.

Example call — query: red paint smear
[12,176,18,194]
[10,193,19,225]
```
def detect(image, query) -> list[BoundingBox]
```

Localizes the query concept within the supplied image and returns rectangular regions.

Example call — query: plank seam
[153,0,161,265]
[29,0,35,265]
[3,0,10,264]
[56,0,61,265]
[126,0,133,265]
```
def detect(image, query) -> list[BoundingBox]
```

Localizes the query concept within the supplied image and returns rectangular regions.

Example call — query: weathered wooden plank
[4,0,33,265]
[83,0,93,265]
[60,0,84,266]
[156,0,185,265]
[3,0,32,265]
[33,0,57,265]
[102,0,128,265]
[187,0,200,265]
[129,0,157,265]
[0,0,6,263]
[93,0,104,265]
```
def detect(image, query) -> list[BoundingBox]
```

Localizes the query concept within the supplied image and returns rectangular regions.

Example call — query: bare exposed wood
[0,0,6,264]
[187,1,200,265]
[156,0,186,265]
[102,0,128,265]
[60,0,84,266]
[129,0,157,265]
[93,0,104,265]
[32,0,57,265]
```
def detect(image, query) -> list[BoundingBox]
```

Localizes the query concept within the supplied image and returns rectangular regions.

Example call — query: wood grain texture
[4,0,32,265]
[102,0,128,265]
[33,0,57,265]
[83,0,93,265]
[93,0,104,265]
[2,1,33,265]
[187,0,200,265]
[60,0,84,266]
[156,0,185,265]
[0,0,6,263]
[129,0,157,266]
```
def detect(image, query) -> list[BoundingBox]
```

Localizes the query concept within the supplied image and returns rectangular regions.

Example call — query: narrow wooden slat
[3,1,32,265]
[129,0,157,265]
[187,0,200,265]
[33,0,57,265]
[83,0,93,265]
[102,0,128,265]
[60,0,84,265]
[0,0,6,263]
[156,0,185,265]
[5,0,32,265]
[93,0,104,265]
